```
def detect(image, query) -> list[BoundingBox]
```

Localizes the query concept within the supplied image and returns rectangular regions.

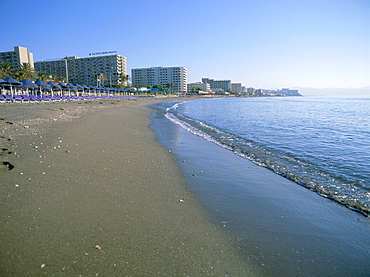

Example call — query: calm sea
[150,96,370,276]
[165,96,370,215]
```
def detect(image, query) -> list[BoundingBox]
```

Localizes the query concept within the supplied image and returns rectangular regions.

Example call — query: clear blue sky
[2,0,369,90]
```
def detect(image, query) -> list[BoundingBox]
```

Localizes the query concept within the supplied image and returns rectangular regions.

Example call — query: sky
[2,0,369,92]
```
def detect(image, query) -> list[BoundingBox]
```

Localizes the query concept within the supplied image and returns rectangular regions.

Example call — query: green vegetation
[153,84,164,91]
[0,62,15,79]
[37,72,52,82]
[15,62,36,80]
[119,73,129,87]
[0,62,65,83]
[166,83,175,91]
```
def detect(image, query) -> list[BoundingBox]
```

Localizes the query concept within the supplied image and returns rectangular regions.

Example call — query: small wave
[165,101,185,112]
[165,112,233,152]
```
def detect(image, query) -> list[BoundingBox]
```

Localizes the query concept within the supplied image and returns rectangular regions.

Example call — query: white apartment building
[247,87,256,94]
[187,82,210,92]
[0,46,34,68]
[131,66,187,92]
[231,83,242,94]
[35,54,127,86]
[202,78,231,92]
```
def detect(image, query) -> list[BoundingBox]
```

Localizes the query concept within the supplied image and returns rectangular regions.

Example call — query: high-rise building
[35,54,127,86]
[231,83,242,94]
[247,87,255,94]
[0,46,34,68]
[34,58,66,81]
[202,78,231,92]
[131,66,187,92]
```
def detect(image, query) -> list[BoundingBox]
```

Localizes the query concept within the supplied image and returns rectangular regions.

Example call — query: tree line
[0,61,67,83]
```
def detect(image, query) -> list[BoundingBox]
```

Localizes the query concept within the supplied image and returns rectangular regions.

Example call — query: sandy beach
[0,98,256,276]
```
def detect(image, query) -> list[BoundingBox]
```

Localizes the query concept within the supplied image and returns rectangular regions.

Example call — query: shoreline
[0,98,256,276]
[149,99,370,276]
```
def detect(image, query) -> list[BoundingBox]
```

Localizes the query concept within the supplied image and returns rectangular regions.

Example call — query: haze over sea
[150,94,370,276]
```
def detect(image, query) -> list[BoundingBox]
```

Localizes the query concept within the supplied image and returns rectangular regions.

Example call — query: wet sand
[0,98,256,276]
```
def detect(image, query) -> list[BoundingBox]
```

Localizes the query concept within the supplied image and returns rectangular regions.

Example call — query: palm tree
[166,83,175,91]
[51,74,66,83]
[119,73,129,87]
[15,62,35,80]
[0,62,14,79]
[153,84,163,91]
[37,72,52,82]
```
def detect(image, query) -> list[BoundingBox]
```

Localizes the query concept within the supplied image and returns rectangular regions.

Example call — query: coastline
[150,99,370,277]
[0,98,256,276]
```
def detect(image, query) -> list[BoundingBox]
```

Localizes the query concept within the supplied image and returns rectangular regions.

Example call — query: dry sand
[0,98,256,276]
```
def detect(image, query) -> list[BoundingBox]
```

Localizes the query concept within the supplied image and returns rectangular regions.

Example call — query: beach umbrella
[111,87,118,97]
[82,85,90,95]
[4,77,22,85]
[102,86,109,96]
[58,82,70,96]
[47,81,61,88]
[65,83,77,97]
[66,83,77,97]
[21,79,37,86]
[48,81,61,96]
[88,85,97,96]
[35,80,51,96]
[96,86,105,96]
[94,86,101,96]
[58,82,68,88]
[4,77,22,96]
[74,83,84,90]
[35,80,50,87]
[66,83,77,91]
[21,79,38,95]
[74,83,84,96]
[66,83,77,88]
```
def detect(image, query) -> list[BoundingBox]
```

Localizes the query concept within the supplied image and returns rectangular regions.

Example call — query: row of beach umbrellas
[0,77,132,97]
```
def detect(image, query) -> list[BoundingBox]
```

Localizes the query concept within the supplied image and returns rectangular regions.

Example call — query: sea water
[165,96,370,215]
[150,96,370,276]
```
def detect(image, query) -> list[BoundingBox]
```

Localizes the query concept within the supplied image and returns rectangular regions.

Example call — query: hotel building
[131,66,187,92]
[35,54,127,86]
[187,82,210,92]
[202,78,231,92]
[231,83,242,94]
[0,46,34,68]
